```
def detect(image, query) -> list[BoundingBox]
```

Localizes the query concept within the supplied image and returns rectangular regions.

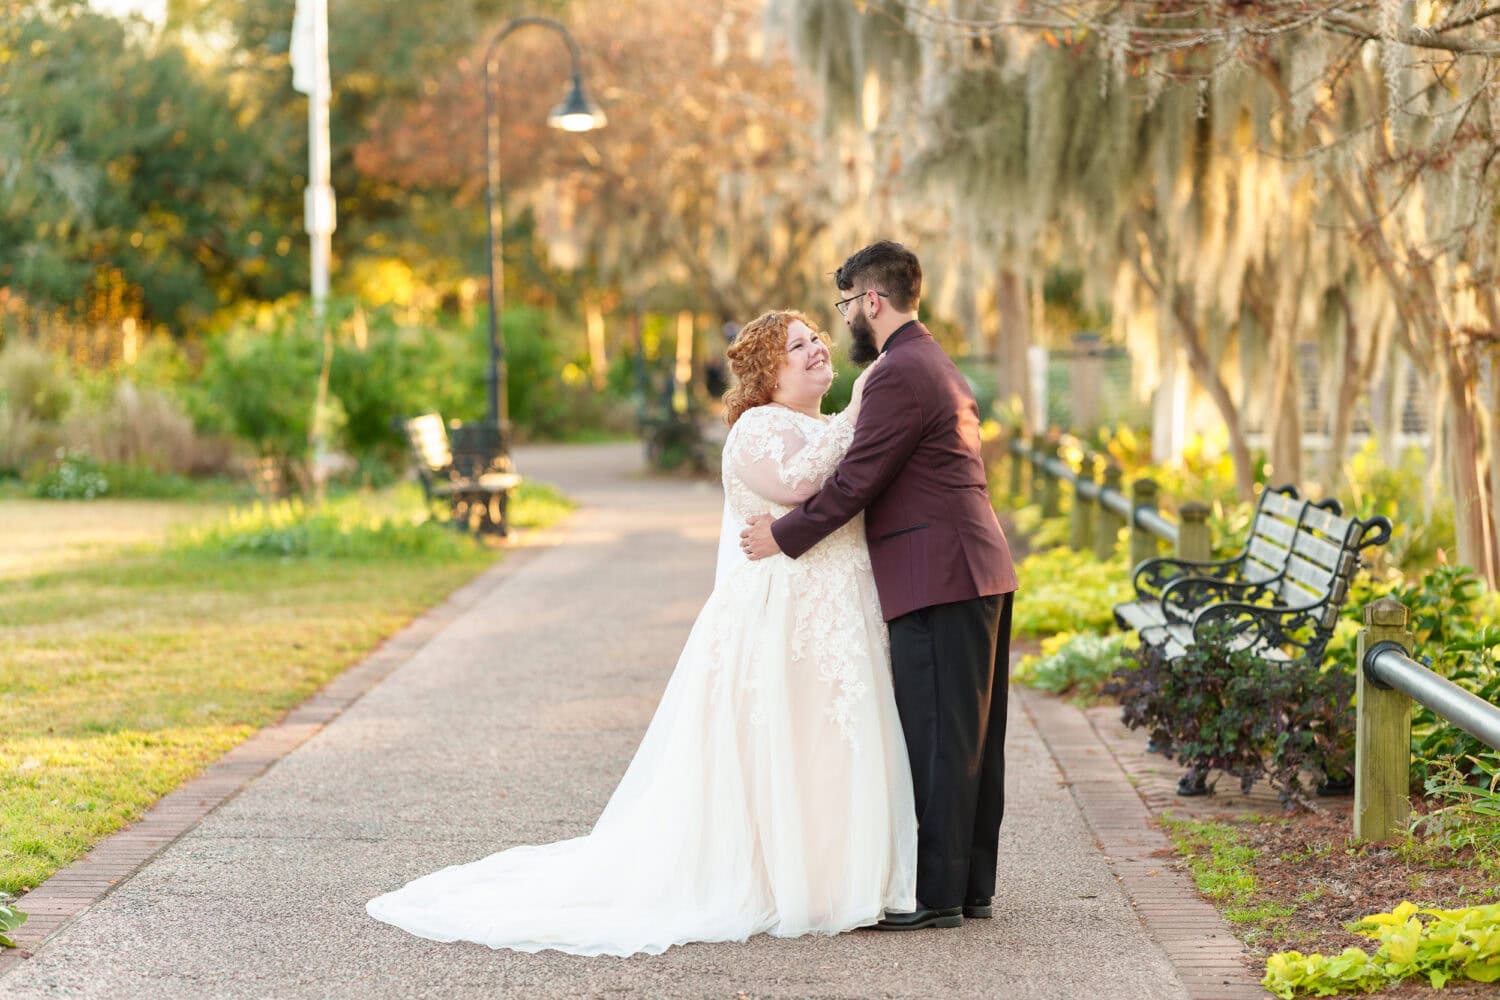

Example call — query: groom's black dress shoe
[963,897,993,919]
[874,906,963,931]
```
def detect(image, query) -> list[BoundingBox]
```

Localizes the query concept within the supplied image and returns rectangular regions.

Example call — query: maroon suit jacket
[771,321,1019,621]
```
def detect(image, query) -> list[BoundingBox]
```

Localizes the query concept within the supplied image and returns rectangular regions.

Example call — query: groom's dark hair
[834,241,921,312]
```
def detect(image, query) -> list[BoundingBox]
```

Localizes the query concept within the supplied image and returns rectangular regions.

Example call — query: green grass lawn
[0,481,573,895]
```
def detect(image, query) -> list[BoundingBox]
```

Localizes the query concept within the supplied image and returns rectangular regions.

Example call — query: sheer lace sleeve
[727,407,856,507]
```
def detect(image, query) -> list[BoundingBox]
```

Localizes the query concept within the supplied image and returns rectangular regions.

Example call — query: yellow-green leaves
[1262,947,1384,997]
[1264,901,1500,996]
[0,895,27,948]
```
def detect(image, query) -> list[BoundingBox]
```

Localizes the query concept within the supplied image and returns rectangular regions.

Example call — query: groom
[741,240,1018,930]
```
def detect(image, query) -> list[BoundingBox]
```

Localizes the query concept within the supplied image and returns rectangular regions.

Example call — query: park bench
[1119,498,1391,794]
[1113,485,1340,634]
[402,413,522,536]
[1130,502,1390,662]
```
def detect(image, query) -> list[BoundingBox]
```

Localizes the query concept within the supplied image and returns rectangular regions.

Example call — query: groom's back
[863,324,1018,620]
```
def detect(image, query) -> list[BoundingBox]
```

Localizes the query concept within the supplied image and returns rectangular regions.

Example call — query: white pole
[293,0,335,498]
[306,0,333,311]
[293,0,335,311]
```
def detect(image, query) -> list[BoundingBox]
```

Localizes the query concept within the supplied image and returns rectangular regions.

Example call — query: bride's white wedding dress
[366,402,917,956]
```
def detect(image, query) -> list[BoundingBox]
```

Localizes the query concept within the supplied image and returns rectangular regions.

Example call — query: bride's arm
[729,411,852,507]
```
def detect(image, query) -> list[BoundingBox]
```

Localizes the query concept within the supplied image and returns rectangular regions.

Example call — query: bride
[367,309,917,956]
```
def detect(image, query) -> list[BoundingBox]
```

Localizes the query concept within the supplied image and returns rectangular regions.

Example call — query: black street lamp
[482,17,606,437]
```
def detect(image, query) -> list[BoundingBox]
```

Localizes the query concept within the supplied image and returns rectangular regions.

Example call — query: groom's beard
[848,311,880,365]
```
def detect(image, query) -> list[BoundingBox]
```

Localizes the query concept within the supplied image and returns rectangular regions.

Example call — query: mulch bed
[1189,806,1499,997]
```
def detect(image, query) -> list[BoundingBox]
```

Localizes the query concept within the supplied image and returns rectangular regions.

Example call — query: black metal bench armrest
[1158,575,1278,624]
[1132,554,1243,601]
[1354,515,1394,551]
[1191,598,1336,659]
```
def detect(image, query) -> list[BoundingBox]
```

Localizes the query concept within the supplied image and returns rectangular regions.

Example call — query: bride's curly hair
[723,309,828,427]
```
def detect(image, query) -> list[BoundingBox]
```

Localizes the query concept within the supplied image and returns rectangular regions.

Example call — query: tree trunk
[996,268,1034,431]
[1490,345,1500,588]
[1329,163,1499,583]
[1125,217,1257,500]
[1441,347,1499,586]
[1326,286,1373,490]
[1249,266,1305,492]
[1171,291,1257,501]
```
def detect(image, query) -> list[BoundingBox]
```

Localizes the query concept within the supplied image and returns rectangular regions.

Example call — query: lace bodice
[722,404,856,522]
[715,403,882,745]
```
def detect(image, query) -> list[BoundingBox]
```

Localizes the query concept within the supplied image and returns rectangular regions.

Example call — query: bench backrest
[403,414,453,474]
[1273,506,1394,626]
[1239,487,1307,584]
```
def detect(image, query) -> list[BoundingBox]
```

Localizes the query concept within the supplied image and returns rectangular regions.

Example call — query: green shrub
[1343,441,1457,575]
[0,341,71,472]
[170,495,484,562]
[1014,631,1133,701]
[67,380,235,477]
[1263,900,1500,997]
[0,340,73,423]
[190,300,626,489]
[1010,501,1074,551]
[0,892,26,949]
[192,315,324,479]
[1012,546,1133,637]
[28,449,110,499]
[1108,624,1354,802]
[1413,752,1500,859]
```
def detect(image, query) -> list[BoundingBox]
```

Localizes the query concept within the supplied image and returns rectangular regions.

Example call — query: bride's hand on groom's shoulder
[848,354,885,413]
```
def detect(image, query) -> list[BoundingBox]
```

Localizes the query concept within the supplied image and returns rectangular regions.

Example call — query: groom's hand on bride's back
[740,515,781,561]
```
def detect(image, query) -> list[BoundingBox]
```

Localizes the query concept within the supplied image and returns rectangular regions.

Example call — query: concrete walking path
[1,442,1264,998]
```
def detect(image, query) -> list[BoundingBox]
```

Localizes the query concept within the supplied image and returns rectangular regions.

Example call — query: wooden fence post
[1129,478,1160,567]
[1095,464,1125,561]
[1070,455,1096,552]
[1041,442,1063,518]
[1354,597,1416,843]
[1177,501,1212,563]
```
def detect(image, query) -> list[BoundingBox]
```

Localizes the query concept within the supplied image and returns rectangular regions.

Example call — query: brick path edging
[0,540,556,978]
[1018,687,1272,1000]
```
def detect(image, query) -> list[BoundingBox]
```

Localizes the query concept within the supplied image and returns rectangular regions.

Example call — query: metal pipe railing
[1366,645,1500,751]
[1004,430,1180,561]
[1135,507,1178,547]
[1355,597,1500,843]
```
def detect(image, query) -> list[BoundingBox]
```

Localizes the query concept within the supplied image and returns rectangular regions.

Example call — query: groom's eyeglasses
[835,290,888,318]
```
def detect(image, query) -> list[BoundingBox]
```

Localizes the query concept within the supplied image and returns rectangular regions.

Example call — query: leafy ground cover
[0,482,573,897]
[1165,802,1500,997]
[994,444,1500,997]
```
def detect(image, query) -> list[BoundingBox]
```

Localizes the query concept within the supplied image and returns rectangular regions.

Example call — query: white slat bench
[402,413,522,536]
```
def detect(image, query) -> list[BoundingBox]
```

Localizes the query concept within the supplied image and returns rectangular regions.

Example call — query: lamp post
[481,17,606,440]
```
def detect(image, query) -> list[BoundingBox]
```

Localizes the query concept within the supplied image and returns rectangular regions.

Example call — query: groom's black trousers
[887,592,1013,909]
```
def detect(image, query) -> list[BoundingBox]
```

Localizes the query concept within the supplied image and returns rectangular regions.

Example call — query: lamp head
[548,75,607,132]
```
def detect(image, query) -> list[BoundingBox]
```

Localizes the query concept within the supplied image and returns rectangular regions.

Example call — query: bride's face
[773,320,833,403]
